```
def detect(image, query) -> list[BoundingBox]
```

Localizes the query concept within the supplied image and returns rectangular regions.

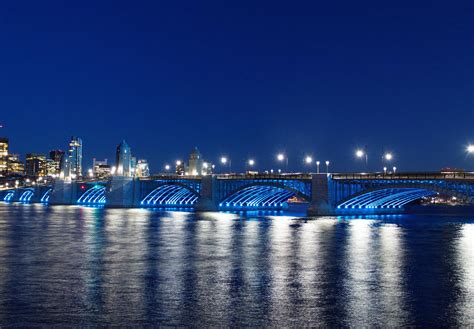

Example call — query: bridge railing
[141,175,203,181]
[215,173,313,180]
[332,172,474,181]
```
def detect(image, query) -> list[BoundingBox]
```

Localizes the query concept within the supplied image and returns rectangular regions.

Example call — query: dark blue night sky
[0,0,473,173]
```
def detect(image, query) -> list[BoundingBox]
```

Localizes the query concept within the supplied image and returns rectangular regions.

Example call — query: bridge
[0,172,473,215]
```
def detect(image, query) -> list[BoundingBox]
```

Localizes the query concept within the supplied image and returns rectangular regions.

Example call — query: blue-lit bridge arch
[77,184,107,205]
[19,188,35,202]
[218,181,311,210]
[141,183,200,207]
[332,177,474,211]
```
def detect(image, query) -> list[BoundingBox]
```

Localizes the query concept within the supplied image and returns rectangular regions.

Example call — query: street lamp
[165,164,170,172]
[393,166,397,173]
[305,156,313,164]
[355,149,368,167]
[248,159,255,166]
[383,166,387,174]
[325,160,330,174]
[316,161,320,174]
[277,153,288,172]
[384,153,393,161]
[467,145,474,154]
[221,156,231,173]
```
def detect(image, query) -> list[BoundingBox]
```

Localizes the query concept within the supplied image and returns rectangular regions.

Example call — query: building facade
[93,158,111,180]
[116,140,132,176]
[135,159,150,177]
[25,153,47,177]
[188,147,203,176]
[0,138,8,176]
[62,137,82,179]
[7,154,24,176]
[49,150,64,176]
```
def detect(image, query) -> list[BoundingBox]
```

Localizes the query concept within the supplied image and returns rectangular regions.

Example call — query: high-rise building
[25,153,47,177]
[188,147,203,176]
[135,159,150,177]
[116,140,132,176]
[67,137,82,179]
[49,150,64,176]
[7,154,24,176]
[0,137,8,176]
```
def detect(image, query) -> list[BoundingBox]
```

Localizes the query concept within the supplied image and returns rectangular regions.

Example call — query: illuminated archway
[141,184,199,207]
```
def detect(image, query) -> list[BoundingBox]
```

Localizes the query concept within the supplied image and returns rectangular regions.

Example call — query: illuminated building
[135,159,150,177]
[0,137,8,176]
[188,147,203,176]
[7,154,24,176]
[25,153,47,177]
[63,137,82,179]
[202,161,213,175]
[49,150,64,176]
[116,140,132,176]
[93,158,111,179]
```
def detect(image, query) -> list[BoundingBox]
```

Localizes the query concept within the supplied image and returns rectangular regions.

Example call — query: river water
[0,203,473,327]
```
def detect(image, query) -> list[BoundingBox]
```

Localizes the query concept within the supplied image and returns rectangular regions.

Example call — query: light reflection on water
[0,204,473,326]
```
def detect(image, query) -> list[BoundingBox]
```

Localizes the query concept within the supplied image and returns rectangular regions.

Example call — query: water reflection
[0,204,473,326]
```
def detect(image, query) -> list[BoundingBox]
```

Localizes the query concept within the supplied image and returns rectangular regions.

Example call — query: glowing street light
[248,159,255,166]
[316,161,320,174]
[383,166,387,174]
[176,160,182,166]
[277,153,288,172]
[355,148,368,166]
[325,160,330,174]
[305,156,313,164]
[393,166,397,173]
[221,156,231,173]
[467,145,474,154]
[165,164,171,171]
[384,153,393,161]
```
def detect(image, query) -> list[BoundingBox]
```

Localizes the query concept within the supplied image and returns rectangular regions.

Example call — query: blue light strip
[337,188,437,209]
[141,185,199,207]
[41,189,52,203]
[19,190,34,202]
[3,191,14,202]
[77,186,106,205]
[219,186,296,209]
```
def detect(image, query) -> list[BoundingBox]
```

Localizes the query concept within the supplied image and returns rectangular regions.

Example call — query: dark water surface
[0,203,473,327]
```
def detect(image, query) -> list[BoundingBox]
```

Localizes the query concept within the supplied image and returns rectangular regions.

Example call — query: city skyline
[1,130,473,176]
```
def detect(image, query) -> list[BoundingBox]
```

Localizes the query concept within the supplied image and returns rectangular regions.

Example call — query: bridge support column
[307,174,336,216]
[106,176,137,208]
[196,175,218,211]
[50,180,77,205]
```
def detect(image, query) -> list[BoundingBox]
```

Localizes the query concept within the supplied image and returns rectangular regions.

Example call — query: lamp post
[221,156,231,173]
[316,161,320,174]
[355,149,368,168]
[305,156,313,172]
[393,166,397,174]
[383,166,387,175]
[247,159,255,172]
[325,160,330,174]
[467,145,474,154]
[277,153,288,172]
